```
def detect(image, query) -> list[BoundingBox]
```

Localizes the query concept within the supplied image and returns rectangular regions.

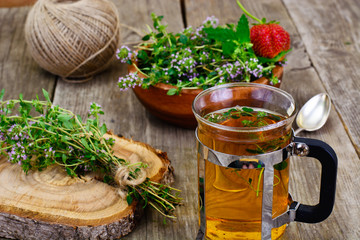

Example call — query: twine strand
[114,153,147,199]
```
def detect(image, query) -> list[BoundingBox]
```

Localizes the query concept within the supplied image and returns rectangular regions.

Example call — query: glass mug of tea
[192,83,337,240]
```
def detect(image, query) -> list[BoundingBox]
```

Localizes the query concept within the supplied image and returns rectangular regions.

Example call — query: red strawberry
[237,0,290,59]
[250,24,290,59]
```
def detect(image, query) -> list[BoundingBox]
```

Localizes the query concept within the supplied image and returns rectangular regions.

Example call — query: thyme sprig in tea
[0,89,181,218]
[205,106,282,127]
[204,106,291,155]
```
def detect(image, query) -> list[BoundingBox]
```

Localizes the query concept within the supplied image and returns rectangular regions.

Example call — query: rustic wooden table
[0,0,359,239]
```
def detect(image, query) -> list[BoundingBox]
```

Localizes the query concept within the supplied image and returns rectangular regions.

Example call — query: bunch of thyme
[0,89,181,218]
[117,13,288,95]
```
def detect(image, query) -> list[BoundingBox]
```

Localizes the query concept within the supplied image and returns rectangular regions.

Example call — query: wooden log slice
[0,133,174,240]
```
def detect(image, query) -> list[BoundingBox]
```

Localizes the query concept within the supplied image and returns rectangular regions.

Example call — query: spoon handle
[294,128,304,135]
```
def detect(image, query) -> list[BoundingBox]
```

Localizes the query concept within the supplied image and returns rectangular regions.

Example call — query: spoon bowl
[295,93,331,135]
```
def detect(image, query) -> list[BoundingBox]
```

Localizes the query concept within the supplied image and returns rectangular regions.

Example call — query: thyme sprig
[204,106,291,155]
[205,106,281,125]
[0,89,181,218]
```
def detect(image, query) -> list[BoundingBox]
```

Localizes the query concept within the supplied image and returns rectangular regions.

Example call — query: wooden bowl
[130,65,284,129]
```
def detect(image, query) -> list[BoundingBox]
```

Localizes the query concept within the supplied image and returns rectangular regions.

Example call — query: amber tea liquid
[197,106,292,240]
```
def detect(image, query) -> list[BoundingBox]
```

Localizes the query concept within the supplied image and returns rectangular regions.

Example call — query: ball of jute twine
[24,0,120,82]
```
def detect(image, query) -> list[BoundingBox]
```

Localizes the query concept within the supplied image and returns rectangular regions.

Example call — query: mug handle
[290,137,338,223]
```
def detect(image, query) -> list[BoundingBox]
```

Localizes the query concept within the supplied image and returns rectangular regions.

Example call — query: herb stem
[149,181,181,192]
[209,47,223,52]
[132,63,150,78]
[0,146,12,151]
[149,181,182,191]
[147,201,176,219]
[137,184,175,208]
[256,168,264,197]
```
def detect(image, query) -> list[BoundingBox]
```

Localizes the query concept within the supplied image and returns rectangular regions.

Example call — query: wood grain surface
[283,0,360,156]
[0,0,359,239]
[0,133,175,239]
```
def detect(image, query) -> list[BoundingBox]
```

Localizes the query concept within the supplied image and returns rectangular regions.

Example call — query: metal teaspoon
[294,93,331,135]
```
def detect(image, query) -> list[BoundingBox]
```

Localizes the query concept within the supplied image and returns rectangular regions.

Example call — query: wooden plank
[283,0,360,155]
[0,6,56,101]
[282,68,360,240]
[185,0,360,239]
[51,1,198,239]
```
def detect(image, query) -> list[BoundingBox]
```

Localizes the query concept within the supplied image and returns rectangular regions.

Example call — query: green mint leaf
[270,76,279,85]
[156,32,164,38]
[100,124,107,136]
[126,195,133,205]
[168,68,176,76]
[209,71,217,76]
[179,34,188,44]
[242,120,253,126]
[19,102,32,115]
[76,114,82,123]
[103,175,112,183]
[257,111,267,118]
[58,114,72,122]
[226,23,235,29]
[42,89,51,102]
[137,50,148,61]
[39,121,45,129]
[222,41,236,56]
[142,34,150,41]
[65,167,76,177]
[242,107,254,112]
[223,108,237,117]
[85,120,92,131]
[204,27,237,42]
[61,135,69,142]
[170,34,177,44]
[268,114,281,121]
[80,138,91,151]
[0,89,4,101]
[63,121,73,129]
[236,14,250,43]
[166,88,178,95]
[62,154,67,164]
[157,25,166,33]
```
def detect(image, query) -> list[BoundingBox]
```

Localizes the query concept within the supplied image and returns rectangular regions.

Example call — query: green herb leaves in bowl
[117,12,289,96]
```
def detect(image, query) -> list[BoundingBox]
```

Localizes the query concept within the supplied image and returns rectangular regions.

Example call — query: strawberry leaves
[204,28,237,43]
